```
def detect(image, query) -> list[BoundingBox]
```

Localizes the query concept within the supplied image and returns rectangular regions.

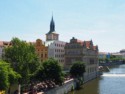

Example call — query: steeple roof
[47,15,55,34]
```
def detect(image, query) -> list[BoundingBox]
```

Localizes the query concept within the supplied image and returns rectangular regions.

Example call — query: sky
[0,0,125,52]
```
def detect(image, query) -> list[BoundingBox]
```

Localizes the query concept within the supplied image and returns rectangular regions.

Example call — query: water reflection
[69,78,100,94]
[69,64,125,94]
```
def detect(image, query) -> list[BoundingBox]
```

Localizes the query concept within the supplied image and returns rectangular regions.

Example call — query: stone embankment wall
[45,79,76,94]
[45,72,99,94]
[84,72,98,82]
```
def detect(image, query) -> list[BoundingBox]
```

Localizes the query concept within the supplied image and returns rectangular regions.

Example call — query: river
[68,64,125,94]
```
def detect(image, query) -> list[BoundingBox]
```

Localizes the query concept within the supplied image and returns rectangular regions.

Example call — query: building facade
[45,40,66,67]
[120,49,125,59]
[0,45,3,59]
[99,52,110,59]
[120,49,125,53]
[111,49,125,59]
[0,41,11,59]
[35,39,48,62]
[45,16,66,67]
[65,37,99,81]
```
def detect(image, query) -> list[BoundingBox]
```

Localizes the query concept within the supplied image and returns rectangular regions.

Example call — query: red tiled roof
[76,39,84,46]
[76,39,83,43]
[0,41,11,46]
[3,41,10,45]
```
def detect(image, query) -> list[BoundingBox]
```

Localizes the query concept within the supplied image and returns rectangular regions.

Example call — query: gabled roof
[76,39,84,46]
[66,37,98,51]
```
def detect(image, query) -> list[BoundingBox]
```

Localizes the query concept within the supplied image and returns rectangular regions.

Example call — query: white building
[45,16,66,67]
[120,49,125,59]
[111,49,125,59]
[45,40,66,67]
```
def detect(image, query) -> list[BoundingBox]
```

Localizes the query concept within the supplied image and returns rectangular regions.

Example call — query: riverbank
[22,79,75,94]
[43,72,100,94]
[68,64,125,94]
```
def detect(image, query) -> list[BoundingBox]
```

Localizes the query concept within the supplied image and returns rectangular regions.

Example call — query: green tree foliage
[3,38,40,84]
[30,65,45,82]
[99,55,124,63]
[70,61,85,78]
[99,58,105,63]
[43,58,64,85]
[0,60,20,90]
[34,58,64,85]
[110,55,123,62]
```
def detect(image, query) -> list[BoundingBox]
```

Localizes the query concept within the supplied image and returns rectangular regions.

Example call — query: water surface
[69,64,125,94]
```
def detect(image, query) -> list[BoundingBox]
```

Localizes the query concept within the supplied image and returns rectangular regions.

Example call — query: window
[90,59,94,64]
[45,54,47,57]
[41,54,43,57]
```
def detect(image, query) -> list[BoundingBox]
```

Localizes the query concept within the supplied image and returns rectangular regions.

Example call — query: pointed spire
[49,14,55,33]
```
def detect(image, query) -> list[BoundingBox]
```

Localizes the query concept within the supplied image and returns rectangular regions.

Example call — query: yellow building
[35,39,48,62]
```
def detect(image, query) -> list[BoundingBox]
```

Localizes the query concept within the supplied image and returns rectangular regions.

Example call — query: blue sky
[0,0,125,52]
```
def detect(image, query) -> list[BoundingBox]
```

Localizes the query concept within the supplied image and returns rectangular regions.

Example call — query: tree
[0,60,20,91]
[30,65,45,82]
[70,61,85,78]
[70,61,85,89]
[99,58,105,63]
[108,55,123,62]
[42,58,64,85]
[3,38,40,84]
[105,58,109,63]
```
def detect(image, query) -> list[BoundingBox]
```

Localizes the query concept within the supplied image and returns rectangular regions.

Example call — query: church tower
[46,16,59,41]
